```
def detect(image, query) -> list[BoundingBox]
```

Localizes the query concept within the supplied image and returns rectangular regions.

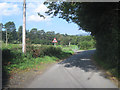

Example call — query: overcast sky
[0,0,90,35]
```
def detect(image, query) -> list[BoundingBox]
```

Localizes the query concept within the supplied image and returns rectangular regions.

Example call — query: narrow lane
[26,50,117,88]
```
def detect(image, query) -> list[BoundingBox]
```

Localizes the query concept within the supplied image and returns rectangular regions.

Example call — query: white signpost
[52,38,58,47]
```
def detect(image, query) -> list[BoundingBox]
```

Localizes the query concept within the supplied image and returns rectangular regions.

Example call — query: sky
[0,0,91,35]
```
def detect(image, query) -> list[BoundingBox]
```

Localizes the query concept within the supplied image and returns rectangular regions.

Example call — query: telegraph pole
[22,0,26,53]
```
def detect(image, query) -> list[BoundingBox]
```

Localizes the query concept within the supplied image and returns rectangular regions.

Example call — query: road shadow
[59,50,97,71]
[58,50,108,79]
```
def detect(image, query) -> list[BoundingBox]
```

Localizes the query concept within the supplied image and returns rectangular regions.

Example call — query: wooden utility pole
[22,0,26,53]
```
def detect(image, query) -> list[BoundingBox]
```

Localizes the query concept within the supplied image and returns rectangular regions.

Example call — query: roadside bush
[2,49,14,64]
[2,48,24,65]
[31,47,45,58]
[78,40,95,50]
[77,36,96,50]
[44,46,62,56]
[30,46,62,58]
[2,44,73,80]
[2,44,73,66]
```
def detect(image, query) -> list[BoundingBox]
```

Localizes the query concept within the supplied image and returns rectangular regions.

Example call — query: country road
[26,50,117,88]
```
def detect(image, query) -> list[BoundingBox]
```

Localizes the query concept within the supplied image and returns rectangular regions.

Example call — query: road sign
[52,38,58,43]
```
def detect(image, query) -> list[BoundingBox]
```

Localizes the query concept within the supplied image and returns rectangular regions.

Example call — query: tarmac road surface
[26,50,118,88]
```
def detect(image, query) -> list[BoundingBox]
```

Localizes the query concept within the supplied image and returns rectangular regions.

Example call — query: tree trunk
[6,29,7,46]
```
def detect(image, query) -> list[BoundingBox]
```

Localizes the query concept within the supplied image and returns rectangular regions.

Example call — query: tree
[18,26,22,43]
[77,36,95,49]
[37,30,45,40]
[29,28,38,43]
[1,23,5,43]
[0,23,3,43]
[30,28,37,34]
[4,21,16,44]
[44,2,119,66]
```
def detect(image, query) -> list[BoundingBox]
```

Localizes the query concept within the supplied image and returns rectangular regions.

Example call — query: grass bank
[2,44,74,86]
[2,44,73,72]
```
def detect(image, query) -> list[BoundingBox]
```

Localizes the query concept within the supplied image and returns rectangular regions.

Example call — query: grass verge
[93,53,119,87]
[2,44,73,76]
[2,44,74,88]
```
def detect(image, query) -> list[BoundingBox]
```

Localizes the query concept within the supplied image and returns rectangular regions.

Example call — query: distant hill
[76,30,91,36]
[76,33,91,36]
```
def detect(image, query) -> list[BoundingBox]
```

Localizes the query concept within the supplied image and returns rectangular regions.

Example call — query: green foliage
[61,45,75,53]
[44,2,119,79]
[94,53,119,80]
[26,44,72,59]
[78,41,90,50]
[2,21,94,46]
[2,44,73,74]
[2,43,21,49]
[3,21,17,43]
[77,36,96,50]
[17,26,22,43]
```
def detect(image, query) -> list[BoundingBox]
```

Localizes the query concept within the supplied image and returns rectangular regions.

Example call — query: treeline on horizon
[1,21,96,49]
